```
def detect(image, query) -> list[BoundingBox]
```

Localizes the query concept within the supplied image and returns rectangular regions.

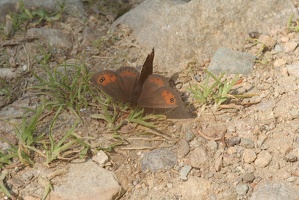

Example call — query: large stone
[112,0,296,72]
[50,161,124,200]
[208,48,256,75]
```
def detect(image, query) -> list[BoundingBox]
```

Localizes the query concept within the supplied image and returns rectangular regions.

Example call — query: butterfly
[91,49,183,108]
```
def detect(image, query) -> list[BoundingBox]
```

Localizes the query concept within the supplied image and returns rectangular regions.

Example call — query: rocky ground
[0,0,299,200]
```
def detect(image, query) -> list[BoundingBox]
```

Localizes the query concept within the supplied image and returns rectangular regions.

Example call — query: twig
[196,129,227,146]
[138,126,172,140]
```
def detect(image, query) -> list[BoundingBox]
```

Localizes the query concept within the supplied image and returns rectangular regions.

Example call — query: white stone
[254,151,272,168]
[92,150,109,166]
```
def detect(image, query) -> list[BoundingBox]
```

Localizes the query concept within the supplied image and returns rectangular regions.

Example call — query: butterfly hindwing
[138,85,183,108]
[141,74,169,93]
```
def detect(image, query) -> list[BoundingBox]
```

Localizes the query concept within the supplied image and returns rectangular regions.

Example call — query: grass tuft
[188,70,239,109]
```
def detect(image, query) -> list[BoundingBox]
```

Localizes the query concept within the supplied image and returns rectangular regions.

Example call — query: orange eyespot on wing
[161,90,178,105]
[92,70,130,102]
[93,72,117,87]
[138,86,183,108]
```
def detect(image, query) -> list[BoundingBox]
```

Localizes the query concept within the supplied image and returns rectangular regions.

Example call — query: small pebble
[207,140,218,152]
[284,154,297,163]
[283,41,298,52]
[227,137,241,146]
[255,151,272,168]
[274,44,283,52]
[243,173,255,183]
[185,131,195,141]
[92,150,109,166]
[236,184,249,195]
[243,149,257,163]
[273,58,287,67]
[226,147,237,155]
[240,138,255,149]
[258,34,276,48]
[179,165,192,180]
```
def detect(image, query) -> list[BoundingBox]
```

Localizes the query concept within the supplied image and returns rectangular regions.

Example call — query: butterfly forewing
[92,70,132,102]
[137,48,154,86]
[116,67,140,101]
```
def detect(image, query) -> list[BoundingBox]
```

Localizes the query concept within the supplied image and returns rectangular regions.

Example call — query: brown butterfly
[91,49,183,108]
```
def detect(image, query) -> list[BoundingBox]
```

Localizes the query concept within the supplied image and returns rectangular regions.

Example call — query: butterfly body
[92,49,183,108]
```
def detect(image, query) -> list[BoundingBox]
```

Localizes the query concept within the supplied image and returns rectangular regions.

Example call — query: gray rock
[0,0,86,22]
[240,138,255,149]
[179,165,192,180]
[50,161,124,200]
[112,0,296,72]
[227,137,241,146]
[287,63,299,78]
[250,182,299,200]
[185,131,195,141]
[243,173,255,183]
[141,148,177,172]
[207,140,218,152]
[177,139,190,158]
[208,47,256,75]
[236,184,249,195]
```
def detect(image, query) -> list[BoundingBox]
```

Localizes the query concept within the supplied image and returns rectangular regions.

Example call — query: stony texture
[254,151,272,168]
[2,0,299,199]
[27,28,72,51]
[208,47,256,74]
[287,63,299,78]
[177,139,190,158]
[112,0,296,72]
[141,148,177,172]
[250,182,299,200]
[187,147,209,169]
[92,150,109,166]
[235,184,249,195]
[179,165,192,180]
[50,161,124,200]
[243,149,257,163]
[179,176,211,199]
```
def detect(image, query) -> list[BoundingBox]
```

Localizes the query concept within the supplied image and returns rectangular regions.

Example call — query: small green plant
[287,14,299,32]
[8,0,64,35]
[31,63,92,119]
[34,44,52,65]
[37,106,90,165]
[0,170,14,199]
[0,79,13,106]
[188,70,239,109]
